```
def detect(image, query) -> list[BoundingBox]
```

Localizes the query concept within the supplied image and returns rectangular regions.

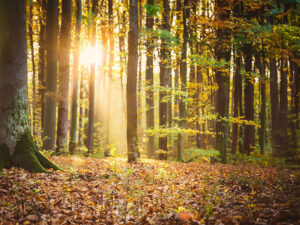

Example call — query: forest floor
[0,156,300,225]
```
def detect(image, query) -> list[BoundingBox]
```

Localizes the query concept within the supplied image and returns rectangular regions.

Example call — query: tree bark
[177,0,189,162]
[159,0,171,160]
[215,0,231,163]
[69,0,82,155]
[44,0,59,150]
[269,57,280,154]
[56,0,72,154]
[0,0,59,173]
[38,0,46,131]
[28,1,37,136]
[145,0,155,158]
[87,0,99,155]
[105,0,114,157]
[127,0,139,163]
[243,44,255,155]
[232,51,241,154]
[254,51,266,154]
[279,57,288,156]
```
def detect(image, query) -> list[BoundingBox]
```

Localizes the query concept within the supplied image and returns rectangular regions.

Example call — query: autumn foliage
[1,156,299,224]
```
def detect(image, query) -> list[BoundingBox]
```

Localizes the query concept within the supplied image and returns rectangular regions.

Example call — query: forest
[0,0,299,224]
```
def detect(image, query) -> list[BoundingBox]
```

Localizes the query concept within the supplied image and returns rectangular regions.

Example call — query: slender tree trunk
[196,58,203,149]
[215,0,231,163]
[254,51,266,154]
[86,0,99,155]
[231,0,242,154]
[38,0,46,132]
[289,57,299,153]
[28,2,37,136]
[44,0,59,150]
[127,0,139,163]
[100,19,108,131]
[137,0,143,157]
[56,0,72,154]
[78,67,86,147]
[232,51,241,154]
[269,57,280,154]
[159,0,170,160]
[177,0,189,162]
[243,45,255,155]
[145,0,155,158]
[105,0,114,157]
[69,0,82,155]
[279,57,288,156]
[0,0,60,173]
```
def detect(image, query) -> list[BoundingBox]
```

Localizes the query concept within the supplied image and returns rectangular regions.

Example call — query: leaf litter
[0,156,299,224]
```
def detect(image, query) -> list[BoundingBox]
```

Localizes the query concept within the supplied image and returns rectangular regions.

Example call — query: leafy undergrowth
[1,156,300,224]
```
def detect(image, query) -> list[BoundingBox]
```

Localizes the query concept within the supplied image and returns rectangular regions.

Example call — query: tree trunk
[145,0,155,158]
[289,57,299,153]
[0,0,59,173]
[127,0,139,163]
[269,57,280,154]
[28,1,37,136]
[38,0,46,131]
[243,44,255,155]
[69,0,82,155]
[137,0,143,157]
[177,0,189,162]
[159,0,170,160]
[232,51,241,154]
[105,0,114,157]
[215,0,231,163]
[254,51,266,154]
[86,0,99,155]
[56,0,72,154]
[279,57,288,156]
[44,0,59,150]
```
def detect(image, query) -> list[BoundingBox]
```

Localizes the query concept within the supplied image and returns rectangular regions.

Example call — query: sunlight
[80,46,103,65]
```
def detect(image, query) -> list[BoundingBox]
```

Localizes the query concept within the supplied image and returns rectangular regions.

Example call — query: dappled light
[0,0,299,224]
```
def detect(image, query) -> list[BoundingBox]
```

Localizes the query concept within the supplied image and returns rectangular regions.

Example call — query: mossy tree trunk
[0,0,60,173]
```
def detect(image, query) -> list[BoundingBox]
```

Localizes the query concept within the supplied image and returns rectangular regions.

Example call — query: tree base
[0,131,61,173]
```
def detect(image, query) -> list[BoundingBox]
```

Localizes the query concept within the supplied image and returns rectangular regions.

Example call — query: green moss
[6,87,30,150]
[0,144,9,171]
[12,131,48,173]
[35,150,61,171]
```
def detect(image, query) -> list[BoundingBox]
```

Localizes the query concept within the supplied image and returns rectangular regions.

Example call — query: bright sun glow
[80,46,103,65]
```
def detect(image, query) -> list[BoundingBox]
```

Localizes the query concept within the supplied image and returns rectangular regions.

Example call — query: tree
[56,0,73,153]
[145,0,155,158]
[214,0,231,163]
[28,0,37,136]
[177,0,189,162]
[159,0,171,160]
[86,0,99,155]
[127,0,139,163]
[38,0,46,131]
[69,0,82,155]
[44,0,59,150]
[105,0,114,157]
[243,44,254,155]
[0,0,59,173]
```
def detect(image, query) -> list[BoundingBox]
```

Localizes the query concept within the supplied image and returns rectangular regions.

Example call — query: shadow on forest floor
[0,156,300,224]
